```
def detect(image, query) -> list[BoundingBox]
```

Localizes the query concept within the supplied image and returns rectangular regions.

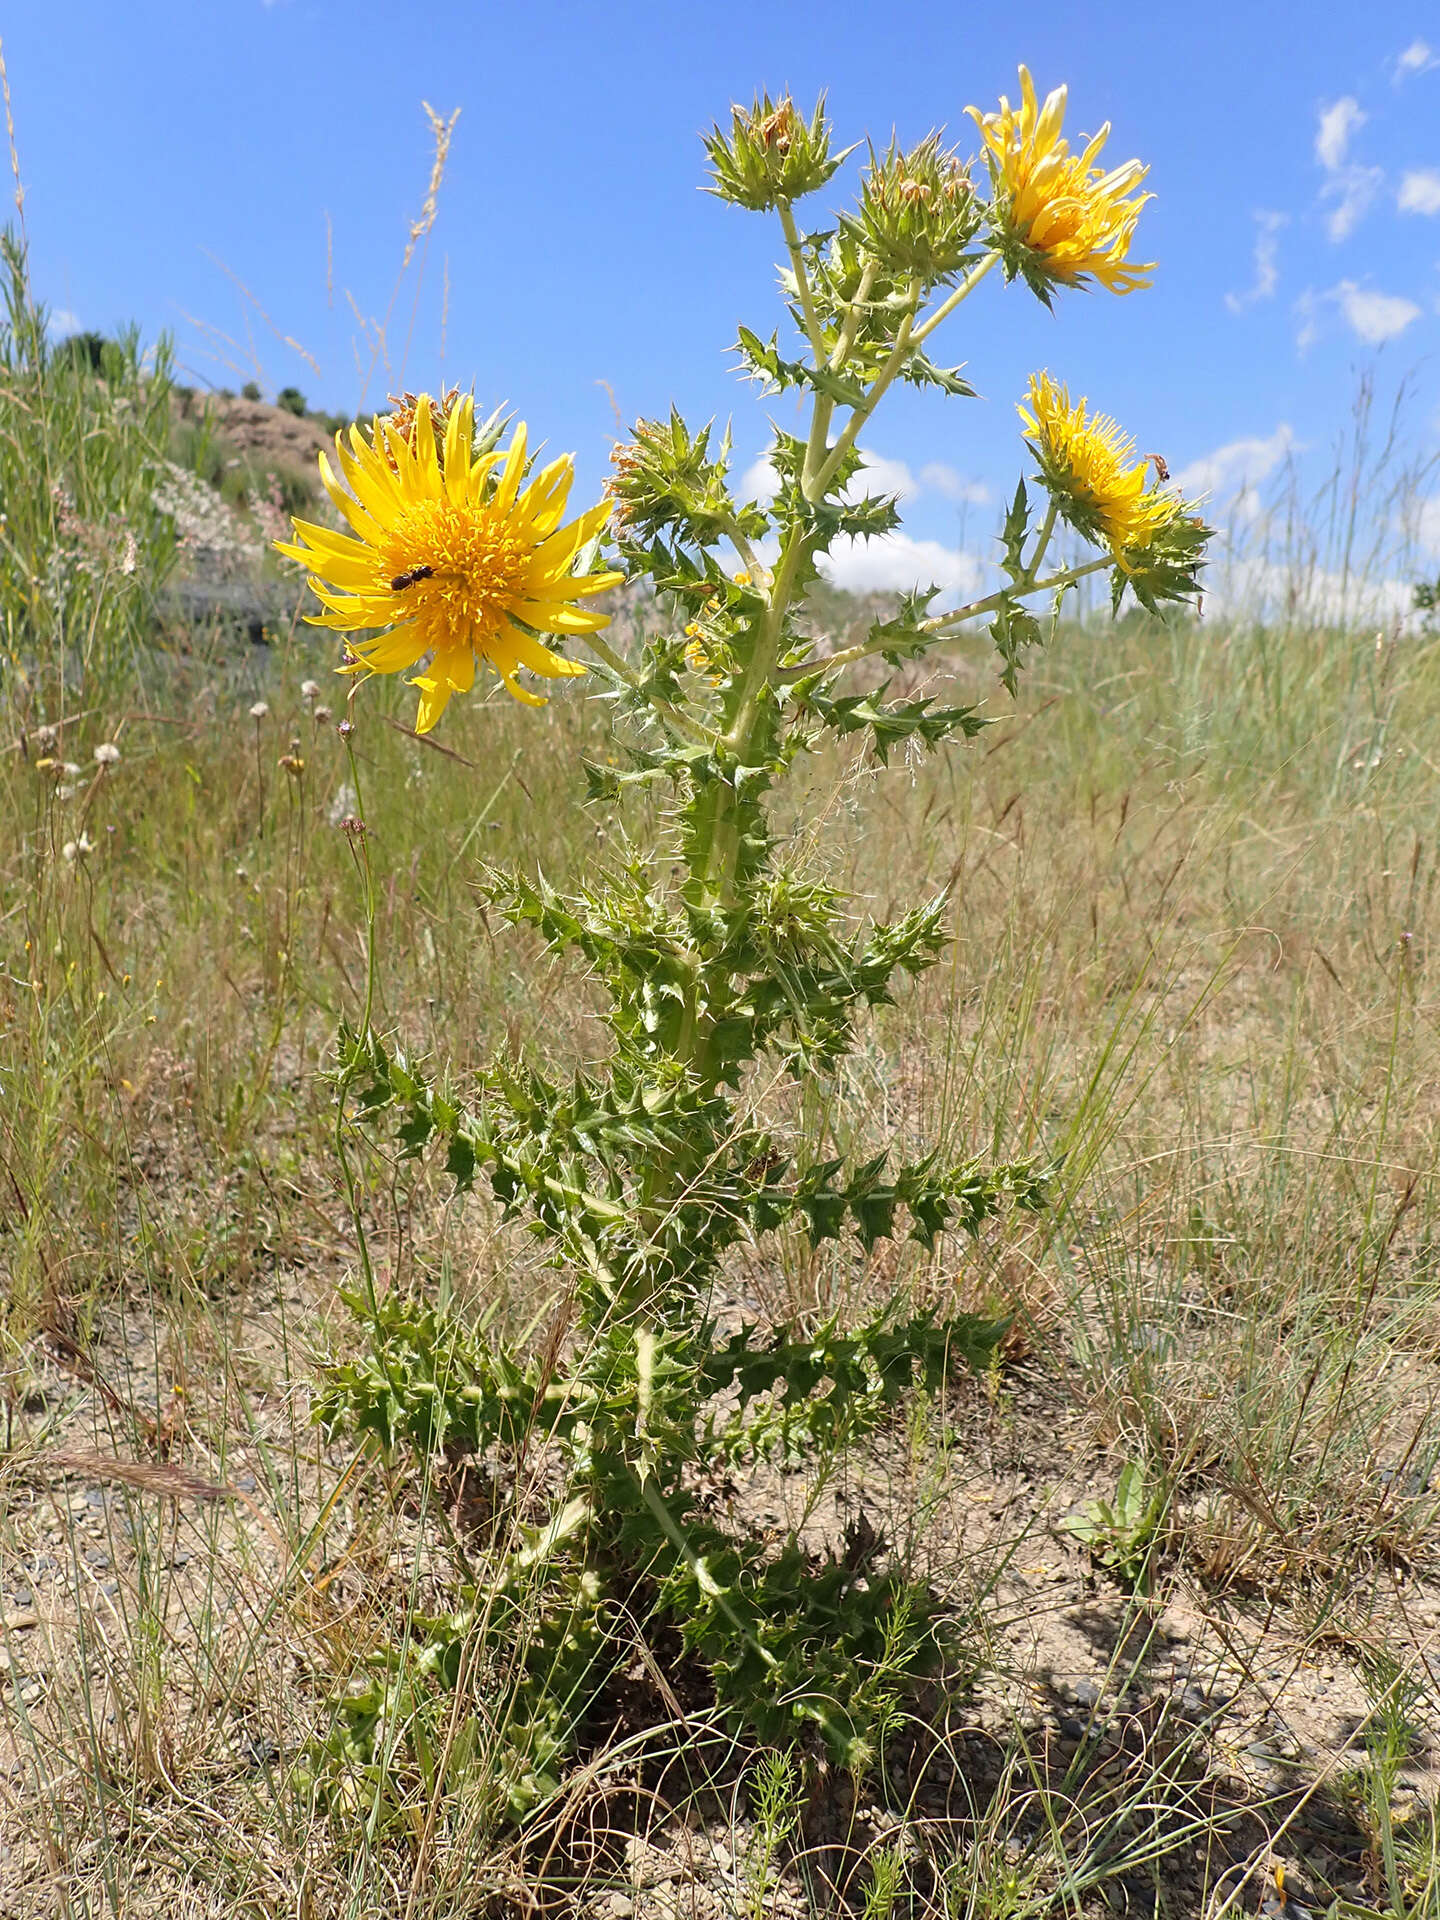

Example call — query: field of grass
[3,567,1440,1915]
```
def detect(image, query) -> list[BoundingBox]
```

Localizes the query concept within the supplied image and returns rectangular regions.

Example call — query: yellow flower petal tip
[275,391,622,730]
[1019,371,1180,559]
[967,66,1154,296]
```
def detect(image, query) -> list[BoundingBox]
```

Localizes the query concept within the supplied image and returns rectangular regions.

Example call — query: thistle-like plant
[299,73,1210,1820]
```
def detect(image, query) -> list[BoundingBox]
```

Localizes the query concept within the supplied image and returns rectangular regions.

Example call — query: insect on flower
[1019,372,1180,560]
[275,393,623,732]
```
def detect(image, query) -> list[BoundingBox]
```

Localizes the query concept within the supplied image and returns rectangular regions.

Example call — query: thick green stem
[719,514,769,587]
[1026,498,1059,584]
[809,277,922,501]
[805,252,998,505]
[778,200,827,365]
[802,261,878,494]
[911,249,999,345]
[782,553,1112,681]
[705,525,809,905]
[829,258,879,373]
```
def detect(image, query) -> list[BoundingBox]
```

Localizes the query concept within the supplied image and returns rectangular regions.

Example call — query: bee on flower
[276,393,624,732]
[968,66,1153,300]
[1019,371,1185,565]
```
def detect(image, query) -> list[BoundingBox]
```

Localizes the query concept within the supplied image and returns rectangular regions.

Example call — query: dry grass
[2,604,1440,1917]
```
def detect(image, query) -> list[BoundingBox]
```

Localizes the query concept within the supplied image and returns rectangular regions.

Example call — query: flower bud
[842,135,980,281]
[606,410,749,549]
[703,93,846,212]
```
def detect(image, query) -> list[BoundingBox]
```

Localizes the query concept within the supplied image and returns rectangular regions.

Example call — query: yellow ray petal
[379,416,424,497]
[411,642,476,697]
[515,600,614,635]
[443,394,475,505]
[310,594,399,630]
[492,422,529,514]
[283,517,375,565]
[411,675,454,734]
[1034,83,1067,155]
[499,668,549,708]
[335,434,403,522]
[304,553,386,592]
[348,624,427,673]
[521,488,576,543]
[522,565,625,605]
[319,452,388,542]
[535,498,612,569]
[411,395,441,494]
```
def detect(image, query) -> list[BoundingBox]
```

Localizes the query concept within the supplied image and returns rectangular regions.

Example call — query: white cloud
[1414,497,1440,557]
[919,461,990,505]
[846,452,917,502]
[1398,168,1440,214]
[1225,211,1286,312]
[1173,425,1296,504]
[1323,165,1384,241]
[46,307,80,336]
[817,531,986,603]
[1333,280,1422,343]
[740,455,779,503]
[1316,97,1365,171]
[1296,281,1426,350]
[1314,98,1382,242]
[1204,552,1417,627]
[1294,289,1320,354]
[740,449,987,510]
[1395,39,1440,80]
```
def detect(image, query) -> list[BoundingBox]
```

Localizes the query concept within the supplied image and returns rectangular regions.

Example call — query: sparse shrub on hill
[56,328,109,374]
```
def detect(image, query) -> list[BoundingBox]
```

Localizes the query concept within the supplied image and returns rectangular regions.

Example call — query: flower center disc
[383,500,530,650]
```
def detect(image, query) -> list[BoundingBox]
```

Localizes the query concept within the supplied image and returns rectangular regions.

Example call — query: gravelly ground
[2,1264,1436,1919]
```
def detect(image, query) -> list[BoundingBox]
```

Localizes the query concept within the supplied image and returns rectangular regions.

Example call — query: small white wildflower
[249,701,270,721]
[313,705,333,725]
[62,762,82,777]
[93,741,121,767]
[118,530,138,576]
[62,833,94,862]
[33,724,57,751]
[300,679,321,702]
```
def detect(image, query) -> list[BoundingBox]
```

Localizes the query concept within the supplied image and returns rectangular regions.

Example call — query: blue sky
[6,1,1440,607]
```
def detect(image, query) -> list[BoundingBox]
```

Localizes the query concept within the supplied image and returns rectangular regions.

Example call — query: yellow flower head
[276,393,624,733]
[1019,372,1179,558]
[967,66,1154,297]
